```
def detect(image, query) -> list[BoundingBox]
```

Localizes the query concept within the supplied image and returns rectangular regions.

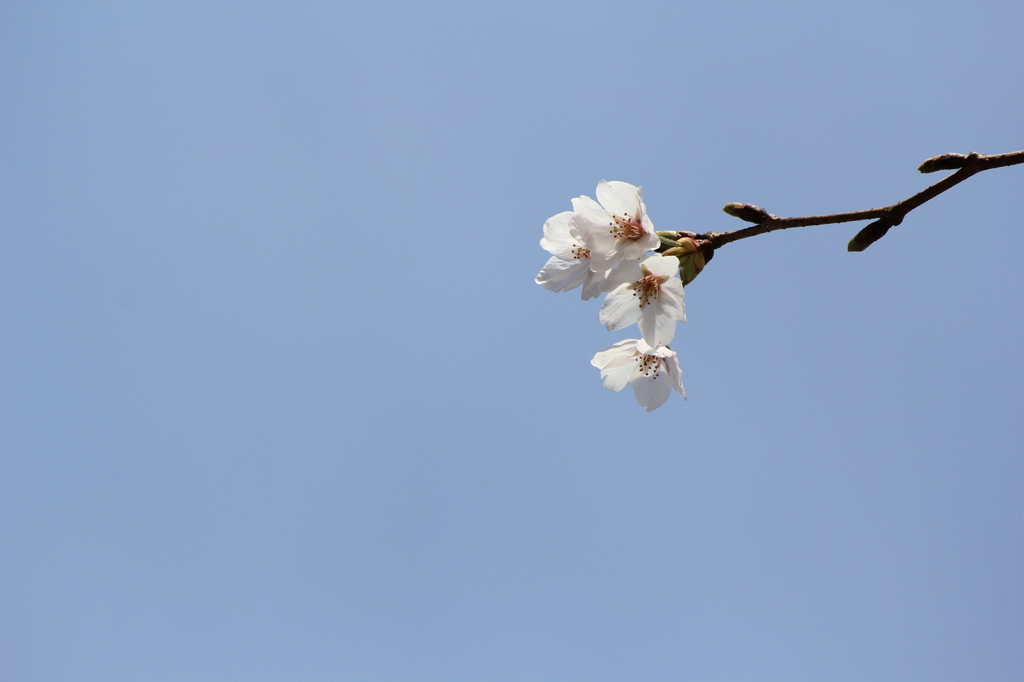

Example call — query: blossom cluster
[535,181,692,411]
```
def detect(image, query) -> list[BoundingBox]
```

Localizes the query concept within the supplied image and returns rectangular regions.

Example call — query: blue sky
[2,2,1022,680]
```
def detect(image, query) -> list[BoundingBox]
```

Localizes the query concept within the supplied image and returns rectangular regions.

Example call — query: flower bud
[847,218,892,252]
[918,153,969,174]
[665,237,714,285]
[723,202,769,223]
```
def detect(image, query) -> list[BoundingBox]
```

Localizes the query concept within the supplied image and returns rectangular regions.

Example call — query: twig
[695,150,1024,252]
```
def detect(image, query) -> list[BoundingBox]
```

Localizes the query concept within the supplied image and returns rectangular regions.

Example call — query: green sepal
[664,237,714,286]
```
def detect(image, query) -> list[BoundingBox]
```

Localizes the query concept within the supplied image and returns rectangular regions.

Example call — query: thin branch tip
[708,150,1024,251]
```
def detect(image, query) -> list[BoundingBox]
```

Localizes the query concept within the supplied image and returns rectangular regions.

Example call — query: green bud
[723,202,769,223]
[655,231,681,248]
[847,218,892,252]
[666,237,715,285]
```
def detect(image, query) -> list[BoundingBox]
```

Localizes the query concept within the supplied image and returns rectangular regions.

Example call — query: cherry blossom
[598,254,686,346]
[569,181,660,273]
[535,206,606,300]
[591,339,686,411]
[535,180,692,410]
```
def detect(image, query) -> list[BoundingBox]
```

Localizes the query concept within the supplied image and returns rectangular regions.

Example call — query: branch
[696,150,1024,252]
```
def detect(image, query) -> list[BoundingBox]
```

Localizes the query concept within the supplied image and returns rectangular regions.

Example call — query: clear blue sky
[2,2,1022,680]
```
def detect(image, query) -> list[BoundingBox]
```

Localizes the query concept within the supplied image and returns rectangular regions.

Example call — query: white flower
[591,339,686,411]
[569,180,660,273]
[598,254,686,346]
[535,205,606,300]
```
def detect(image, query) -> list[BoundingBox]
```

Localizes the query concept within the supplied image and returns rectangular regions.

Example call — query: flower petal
[596,180,641,218]
[652,307,678,346]
[601,363,635,392]
[631,369,673,411]
[599,284,643,331]
[667,356,687,399]
[591,339,640,392]
[571,195,603,213]
[535,256,591,292]
[617,232,661,262]
[638,306,670,346]
[591,339,638,369]
[539,211,577,257]
[658,279,687,323]
[602,260,643,289]
[579,270,606,300]
[642,254,681,278]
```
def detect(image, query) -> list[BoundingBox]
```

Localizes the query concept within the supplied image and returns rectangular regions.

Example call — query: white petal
[580,270,606,300]
[535,256,590,292]
[591,339,638,369]
[592,340,640,393]
[587,245,621,273]
[659,279,687,323]
[631,370,673,411]
[638,305,671,346]
[642,254,681,278]
[651,307,677,346]
[603,260,643,288]
[601,362,636,392]
[599,285,643,331]
[667,355,687,399]
[635,338,660,355]
[569,208,613,232]
[540,211,578,257]
[574,224,623,272]
[571,195,603,213]
[641,211,656,235]
[596,180,641,218]
[617,233,661,262]
[568,210,608,242]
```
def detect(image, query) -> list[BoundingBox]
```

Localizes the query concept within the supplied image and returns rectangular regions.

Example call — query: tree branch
[694,150,1024,252]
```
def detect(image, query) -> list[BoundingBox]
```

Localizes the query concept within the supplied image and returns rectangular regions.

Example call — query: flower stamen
[608,212,645,241]
[635,353,664,379]
[631,273,662,307]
